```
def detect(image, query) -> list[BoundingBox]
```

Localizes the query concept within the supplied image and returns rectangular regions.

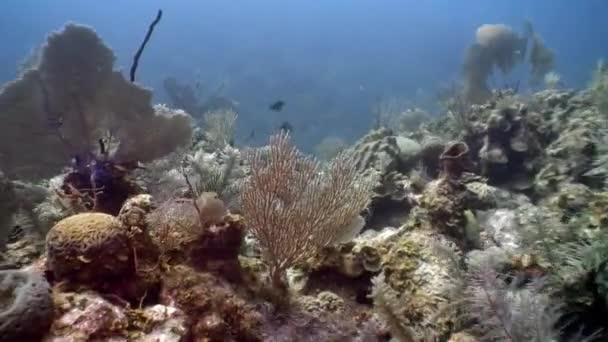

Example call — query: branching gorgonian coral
[240,131,374,291]
[462,264,563,341]
[462,22,555,103]
[202,107,238,151]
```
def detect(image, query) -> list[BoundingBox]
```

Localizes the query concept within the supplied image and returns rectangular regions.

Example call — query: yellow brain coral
[46,213,131,283]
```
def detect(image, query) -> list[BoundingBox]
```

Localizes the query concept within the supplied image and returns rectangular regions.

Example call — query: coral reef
[3,18,608,342]
[0,269,54,341]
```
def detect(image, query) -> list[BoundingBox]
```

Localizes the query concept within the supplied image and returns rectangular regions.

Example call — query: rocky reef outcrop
[0,269,54,342]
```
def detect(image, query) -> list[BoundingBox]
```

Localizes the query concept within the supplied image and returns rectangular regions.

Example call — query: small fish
[269,100,285,112]
[278,121,293,133]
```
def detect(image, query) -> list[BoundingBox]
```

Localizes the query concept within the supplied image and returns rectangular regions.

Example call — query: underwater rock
[420,175,488,249]
[478,102,543,187]
[0,235,43,269]
[147,198,203,265]
[395,135,422,166]
[47,291,128,341]
[350,128,402,175]
[548,182,594,212]
[448,331,479,342]
[418,135,447,177]
[298,291,346,315]
[45,213,131,285]
[118,194,155,228]
[47,291,188,341]
[377,229,463,339]
[0,269,54,342]
[259,303,374,342]
[347,128,425,229]
[476,209,521,252]
[127,305,189,342]
[189,214,245,281]
[116,194,162,304]
[367,170,420,230]
[534,88,576,109]
[308,227,399,279]
[146,195,243,279]
[160,265,262,341]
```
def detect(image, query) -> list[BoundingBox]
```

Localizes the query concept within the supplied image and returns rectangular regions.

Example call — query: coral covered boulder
[46,212,130,283]
[47,291,188,341]
[0,269,54,342]
[161,265,262,341]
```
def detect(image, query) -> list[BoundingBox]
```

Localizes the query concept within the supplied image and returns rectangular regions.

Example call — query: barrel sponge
[46,213,131,282]
[0,270,54,341]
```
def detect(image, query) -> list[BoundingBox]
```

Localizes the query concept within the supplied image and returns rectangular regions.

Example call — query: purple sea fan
[0,23,192,181]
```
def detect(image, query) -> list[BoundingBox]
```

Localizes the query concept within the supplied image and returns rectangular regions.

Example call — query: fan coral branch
[240,131,374,291]
[130,9,163,83]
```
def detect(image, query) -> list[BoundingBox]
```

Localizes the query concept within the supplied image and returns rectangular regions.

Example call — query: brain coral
[46,213,131,283]
[0,270,54,342]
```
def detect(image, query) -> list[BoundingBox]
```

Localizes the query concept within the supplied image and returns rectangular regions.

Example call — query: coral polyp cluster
[46,213,131,284]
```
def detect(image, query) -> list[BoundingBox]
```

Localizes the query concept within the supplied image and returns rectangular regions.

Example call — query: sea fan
[462,264,562,342]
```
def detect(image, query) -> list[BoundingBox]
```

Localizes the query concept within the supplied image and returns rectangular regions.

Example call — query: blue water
[1,0,607,150]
